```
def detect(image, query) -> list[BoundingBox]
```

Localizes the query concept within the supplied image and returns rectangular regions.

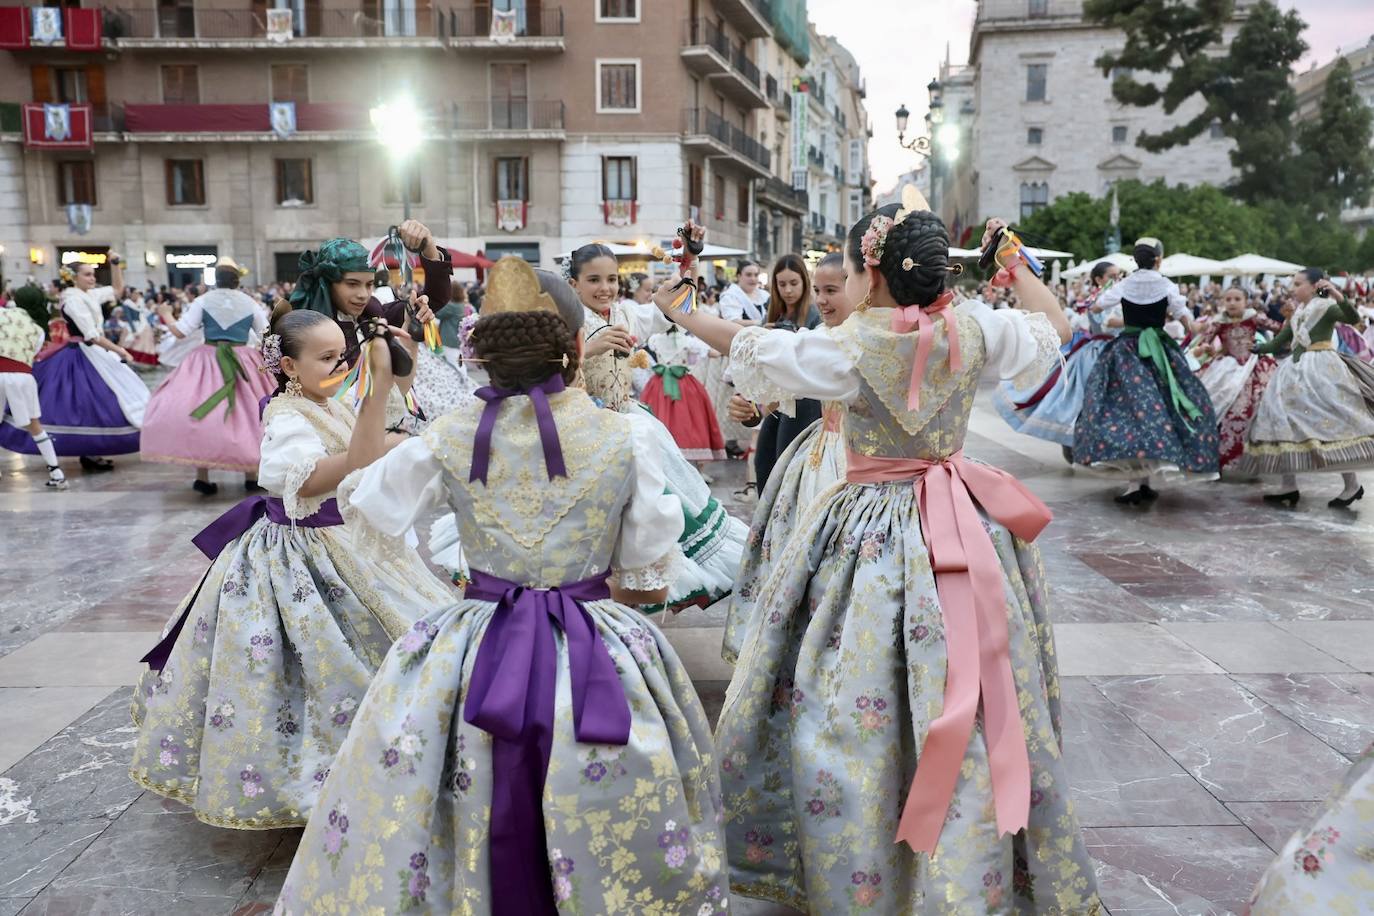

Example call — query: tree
[1296,57,1374,215]
[1084,0,1308,203]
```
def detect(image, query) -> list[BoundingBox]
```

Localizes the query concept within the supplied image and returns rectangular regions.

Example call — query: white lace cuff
[282,457,327,521]
[336,468,408,562]
[1010,313,1064,391]
[729,327,795,414]
[613,547,682,592]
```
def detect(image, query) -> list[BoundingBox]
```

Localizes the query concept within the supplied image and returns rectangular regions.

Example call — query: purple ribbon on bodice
[462,568,631,916]
[140,495,344,671]
[468,375,568,485]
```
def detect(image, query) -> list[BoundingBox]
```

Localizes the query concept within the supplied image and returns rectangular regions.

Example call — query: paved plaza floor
[1,386,1370,915]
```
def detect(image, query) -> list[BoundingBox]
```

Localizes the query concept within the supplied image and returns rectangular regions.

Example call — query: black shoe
[1138,484,1159,503]
[244,479,265,493]
[723,441,746,460]
[1061,445,1075,465]
[79,456,114,472]
[1113,488,1145,505]
[1328,486,1364,509]
[733,481,757,499]
[1262,490,1300,507]
[193,479,219,496]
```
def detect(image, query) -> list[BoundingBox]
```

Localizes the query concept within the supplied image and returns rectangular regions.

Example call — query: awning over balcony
[124,103,369,133]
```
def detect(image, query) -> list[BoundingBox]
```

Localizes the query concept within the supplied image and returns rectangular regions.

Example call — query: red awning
[124,103,369,133]
[451,250,495,270]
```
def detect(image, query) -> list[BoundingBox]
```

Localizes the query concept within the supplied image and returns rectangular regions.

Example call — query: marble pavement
[1,387,1371,915]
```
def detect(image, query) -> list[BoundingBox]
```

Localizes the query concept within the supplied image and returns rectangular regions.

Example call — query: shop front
[165,246,218,289]
[57,246,112,286]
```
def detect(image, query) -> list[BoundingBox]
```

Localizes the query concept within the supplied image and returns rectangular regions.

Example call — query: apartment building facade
[799,22,869,255]
[0,0,847,288]
[1293,37,1374,234]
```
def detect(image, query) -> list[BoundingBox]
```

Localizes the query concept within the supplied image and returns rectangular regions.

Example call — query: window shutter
[522,157,529,201]
[86,65,106,106]
[600,156,608,200]
[164,159,174,205]
[630,157,638,200]
[31,65,52,103]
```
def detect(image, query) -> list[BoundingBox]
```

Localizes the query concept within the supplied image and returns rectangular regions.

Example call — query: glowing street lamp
[370,96,421,219]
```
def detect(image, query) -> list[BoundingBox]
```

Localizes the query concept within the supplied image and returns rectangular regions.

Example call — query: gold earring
[857,292,872,312]
[285,377,303,398]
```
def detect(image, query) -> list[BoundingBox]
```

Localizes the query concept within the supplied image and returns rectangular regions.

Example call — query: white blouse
[718,283,769,323]
[176,288,268,338]
[60,286,116,339]
[258,409,336,519]
[1094,269,1190,319]
[346,409,684,580]
[729,299,1060,413]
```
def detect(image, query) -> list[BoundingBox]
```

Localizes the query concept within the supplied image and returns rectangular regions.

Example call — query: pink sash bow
[890,290,960,412]
[845,449,1052,856]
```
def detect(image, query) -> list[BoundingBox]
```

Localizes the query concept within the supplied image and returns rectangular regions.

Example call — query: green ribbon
[189,341,245,421]
[1123,326,1202,431]
[653,364,689,401]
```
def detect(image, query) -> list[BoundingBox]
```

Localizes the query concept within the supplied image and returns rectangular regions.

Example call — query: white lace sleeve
[729,325,861,413]
[613,412,686,589]
[964,300,1062,389]
[258,410,330,520]
[342,437,446,537]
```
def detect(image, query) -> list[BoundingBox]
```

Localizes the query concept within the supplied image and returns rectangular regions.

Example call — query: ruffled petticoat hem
[1232,434,1374,475]
[730,874,1106,915]
[680,447,726,461]
[1079,459,1219,487]
[138,451,260,473]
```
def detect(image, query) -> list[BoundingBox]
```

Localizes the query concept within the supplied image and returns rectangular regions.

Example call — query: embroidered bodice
[178,288,267,344]
[580,301,671,411]
[258,396,355,519]
[60,285,115,339]
[730,302,1059,462]
[1256,297,1361,360]
[1206,311,1282,362]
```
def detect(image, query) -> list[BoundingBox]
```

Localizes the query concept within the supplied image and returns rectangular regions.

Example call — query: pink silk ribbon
[890,290,960,412]
[845,448,1052,856]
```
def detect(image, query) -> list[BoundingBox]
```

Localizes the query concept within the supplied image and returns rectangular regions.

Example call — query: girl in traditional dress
[995,259,1122,462]
[640,321,725,461]
[0,301,66,488]
[1073,238,1220,504]
[0,257,147,470]
[141,260,275,495]
[722,251,853,664]
[118,288,160,368]
[660,212,1100,913]
[273,259,728,914]
[567,242,746,613]
[129,306,452,829]
[1234,268,1374,508]
[1190,286,1283,471]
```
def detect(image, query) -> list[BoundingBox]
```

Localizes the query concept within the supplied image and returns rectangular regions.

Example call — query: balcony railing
[682,108,770,170]
[683,19,760,90]
[443,6,563,38]
[107,5,438,39]
[452,99,564,132]
[760,175,807,212]
[731,43,760,87]
[122,102,371,133]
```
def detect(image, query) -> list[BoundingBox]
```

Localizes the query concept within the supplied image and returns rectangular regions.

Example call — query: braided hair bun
[847,204,952,307]
[471,310,580,390]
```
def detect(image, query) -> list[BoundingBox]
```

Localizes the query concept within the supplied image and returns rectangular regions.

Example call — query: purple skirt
[0,343,141,456]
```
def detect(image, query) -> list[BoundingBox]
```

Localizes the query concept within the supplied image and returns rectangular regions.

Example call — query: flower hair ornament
[58,265,76,285]
[260,333,283,374]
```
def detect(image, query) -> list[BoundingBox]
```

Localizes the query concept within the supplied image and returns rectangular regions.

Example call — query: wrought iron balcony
[682,107,770,175]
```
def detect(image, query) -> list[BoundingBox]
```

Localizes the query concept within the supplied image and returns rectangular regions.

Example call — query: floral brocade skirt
[995,337,1109,447]
[1072,334,1220,483]
[1202,354,1279,470]
[272,597,729,914]
[129,519,445,828]
[715,479,1101,914]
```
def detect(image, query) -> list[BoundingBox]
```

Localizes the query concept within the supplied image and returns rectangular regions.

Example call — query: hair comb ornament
[260,333,283,374]
[482,256,560,317]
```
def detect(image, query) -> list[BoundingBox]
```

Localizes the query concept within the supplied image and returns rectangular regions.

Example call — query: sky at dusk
[808,0,1374,190]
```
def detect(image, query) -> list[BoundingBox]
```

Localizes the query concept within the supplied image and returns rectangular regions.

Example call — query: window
[1027,126,1043,145]
[737,181,749,224]
[54,68,88,103]
[276,158,314,206]
[1026,63,1047,102]
[1209,119,1225,139]
[490,62,529,129]
[1111,125,1127,144]
[157,0,195,38]
[383,166,421,206]
[848,189,862,224]
[161,65,198,104]
[493,156,529,201]
[597,0,638,21]
[848,138,863,177]
[602,156,636,200]
[688,162,703,212]
[713,173,726,220]
[56,160,96,206]
[274,251,304,283]
[1028,0,1048,15]
[270,64,308,105]
[597,60,640,113]
[484,242,541,263]
[1019,181,1049,220]
[164,159,205,206]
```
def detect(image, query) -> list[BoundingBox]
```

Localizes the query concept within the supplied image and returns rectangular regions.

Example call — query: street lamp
[894,103,931,157]
[370,96,421,219]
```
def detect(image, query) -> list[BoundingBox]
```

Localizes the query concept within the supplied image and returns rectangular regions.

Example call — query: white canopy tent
[1061,251,1137,278]
[554,241,751,261]
[1217,254,1305,276]
[1157,253,1227,277]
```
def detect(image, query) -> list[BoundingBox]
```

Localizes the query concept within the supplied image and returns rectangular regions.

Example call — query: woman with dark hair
[0,255,148,470]
[995,258,1122,461]
[655,212,1099,913]
[130,303,451,830]
[274,257,728,914]
[749,254,824,488]
[1234,267,1374,507]
[1073,237,1220,503]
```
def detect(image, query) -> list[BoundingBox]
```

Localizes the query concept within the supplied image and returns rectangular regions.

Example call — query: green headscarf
[289,238,371,317]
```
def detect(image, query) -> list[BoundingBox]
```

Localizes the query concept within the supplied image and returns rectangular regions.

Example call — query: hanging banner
[29,6,62,45]
[266,9,294,42]
[604,199,635,227]
[66,204,93,236]
[22,103,92,149]
[269,102,296,139]
[490,7,517,42]
[790,86,808,191]
[496,199,526,232]
[63,8,102,50]
[44,104,71,142]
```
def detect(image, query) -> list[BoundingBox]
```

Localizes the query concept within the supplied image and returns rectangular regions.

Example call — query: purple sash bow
[468,375,568,485]
[462,568,631,916]
[140,495,344,672]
